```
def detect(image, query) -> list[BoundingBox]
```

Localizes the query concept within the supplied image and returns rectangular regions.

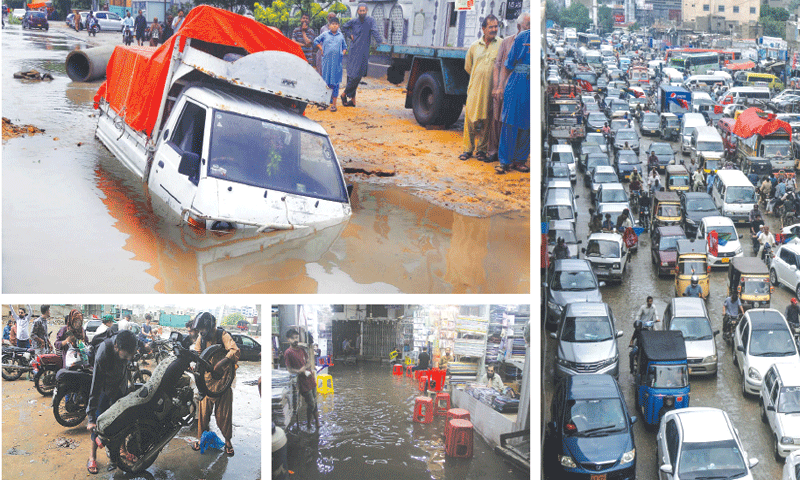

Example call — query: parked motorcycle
[32,349,62,396]
[95,344,231,473]
[2,344,34,381]
[52,365,93,427]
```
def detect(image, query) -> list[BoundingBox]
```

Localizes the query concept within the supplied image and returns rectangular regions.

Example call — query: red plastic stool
[393,364,403,375]
[445,419,474,458]
[418,375,429,392]
[414,369,428,381]
[445,408,471,441]
[405,365,413,377]
[428,368,446,392]
[413,396,434,423]
[434,392,451,416]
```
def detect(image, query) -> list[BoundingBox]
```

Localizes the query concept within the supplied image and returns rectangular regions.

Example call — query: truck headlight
[613,263,621,269]
[704,354,717,363]
[782,436,794,445]
[748,367,762,381]
[620,448,636,465]
[559,454,577,468]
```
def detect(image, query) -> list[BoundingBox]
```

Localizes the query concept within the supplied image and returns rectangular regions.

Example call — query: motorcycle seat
[4,346,33,354]
[55,368,93,389]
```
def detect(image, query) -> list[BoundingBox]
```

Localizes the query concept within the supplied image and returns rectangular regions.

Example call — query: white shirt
[118,318,132,331]
[172,16,183,30]
[122,16,134,28]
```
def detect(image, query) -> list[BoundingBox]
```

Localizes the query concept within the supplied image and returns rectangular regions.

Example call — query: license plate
[721,258,730,263]
[591,475,606,480]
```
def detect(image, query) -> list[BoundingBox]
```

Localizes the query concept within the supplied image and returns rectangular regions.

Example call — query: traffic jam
[542,28,800,480]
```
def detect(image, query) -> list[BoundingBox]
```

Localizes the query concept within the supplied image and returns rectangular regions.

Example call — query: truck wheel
[412,72,446,126]
[436,95,464,128]
[387,64,405,85]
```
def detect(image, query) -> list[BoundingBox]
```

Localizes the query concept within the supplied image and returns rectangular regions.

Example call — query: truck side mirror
[178,152,200,180]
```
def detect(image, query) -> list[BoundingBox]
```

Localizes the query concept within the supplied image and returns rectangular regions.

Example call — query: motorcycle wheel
[195,344,235,398]
[107,420,161,473]
[2,354,24,381]
[52,389,88,427]
[34,369,56,396]
[135,369,152,384]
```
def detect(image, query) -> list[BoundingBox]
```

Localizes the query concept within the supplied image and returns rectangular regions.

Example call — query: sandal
[476,151,488,162]
[192,441,201,451]
[225,445,235,456]
[318,105,327,111]
[512,163,530,172]
[458,152,472,161]
[87,458,98,475]
[330,105,337,112]
[495,164,511,175]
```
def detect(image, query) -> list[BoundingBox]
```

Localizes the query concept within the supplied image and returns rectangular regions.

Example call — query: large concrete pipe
[65,45,116,82]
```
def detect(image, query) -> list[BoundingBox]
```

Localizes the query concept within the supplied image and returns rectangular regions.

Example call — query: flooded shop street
[284,363,527,480]
[2,359,261,480]
[2,26,529,294]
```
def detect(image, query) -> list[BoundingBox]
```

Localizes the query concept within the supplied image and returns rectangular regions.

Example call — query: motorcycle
[123,26,133,46]
[762,241,775,268]
[126,352,152,390]
[723,313,742,345]
[52,365,94,427]
[629,189,640,214]
[88,20,99,37]
[2,344,35,381]
[32,349,62,396]
[95,344,231,473]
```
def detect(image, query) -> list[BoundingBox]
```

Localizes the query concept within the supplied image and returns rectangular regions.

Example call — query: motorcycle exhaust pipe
[1,364,33,372]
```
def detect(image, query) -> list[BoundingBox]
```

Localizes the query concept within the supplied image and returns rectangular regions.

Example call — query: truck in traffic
[546,84,585,146]
[658,85,692,119]
[93,6,351,233]
[734,107,794,180]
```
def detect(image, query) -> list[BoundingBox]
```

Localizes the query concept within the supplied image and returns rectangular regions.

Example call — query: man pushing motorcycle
[191,312,239,456]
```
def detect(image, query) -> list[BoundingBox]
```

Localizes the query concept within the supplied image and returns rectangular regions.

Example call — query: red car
[651,225,687,276]
[22,11,48,30]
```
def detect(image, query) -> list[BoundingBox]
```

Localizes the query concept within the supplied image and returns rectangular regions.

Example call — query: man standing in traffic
[292,12,317,68]
[192,312,239,456]
[10,304,33,350]
[284,328,319,433]
[340,3,382,107]
[489,13,530,163]
[172,9,184,32]
[118,314,133,332]
[462,15,500,163]
[30,305,51,356]
[134,9,147,46]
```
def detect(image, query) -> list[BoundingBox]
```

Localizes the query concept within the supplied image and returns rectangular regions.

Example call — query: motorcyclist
[684,275,703,298]
[769,178,788,214]
[648,150,659,171]
[760,177,772,205]
[722,292,745,338]
[750,213,765,255]
[628,319,644,374]
[86,12,97,34]
[121,11,134,42]
[552,237,570,260]
[634,296,660,325]
[630,167,642,185]
[786,298,800,334]
[601,122,611,136]
[692,168,705,192]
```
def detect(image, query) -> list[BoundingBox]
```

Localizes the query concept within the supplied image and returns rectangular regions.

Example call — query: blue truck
[658,85,692,119]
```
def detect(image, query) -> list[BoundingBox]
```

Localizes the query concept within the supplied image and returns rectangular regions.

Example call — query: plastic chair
[445,408,471,440]
[392,364,403,375]
[434,392,451,416]
[317,374,334,395]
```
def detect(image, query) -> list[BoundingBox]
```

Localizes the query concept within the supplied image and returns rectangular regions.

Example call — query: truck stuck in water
[92,6,351,232]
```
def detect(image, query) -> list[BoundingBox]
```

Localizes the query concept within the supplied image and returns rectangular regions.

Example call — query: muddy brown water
[2,26,529,293]
[284,363,528,480]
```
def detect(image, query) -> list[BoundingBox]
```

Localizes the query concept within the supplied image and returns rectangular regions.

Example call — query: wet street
[285,363,527,480]
[541,132,789,479]
[2,25,529,294]
[2,357,261,479]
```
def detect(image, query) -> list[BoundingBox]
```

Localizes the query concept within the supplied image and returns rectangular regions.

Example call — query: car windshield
[601,189,628,203]
[618,153,638,165]
[670,317,713,340]
[749,329,797,356]
[585,134,605,145]
[680,260,707,275]
[561,316,614,342]
[669,175,690,186]
[617,132,637,142]
[588,113,607,124]
[585,239,620,258]
[582,145,602,155]
[686,197,717,211]
[544,205,575,220]
[708,225,737,241]
[779,387,800,414]
[564,398,626,436]
[548,229,578,244]
[697,141,723,151]
[659,235,682,250]
[208,110,348,203]
[595,172,618,183]
[552,270,597,291]
[643,113,660,123]
[587,156,610,169]
[678,440,747,478]
[549,164,570,177]
[742,278,770,294]
[651,144,673,155]
[552,152,575,164]
[31,11,45,18]
[647,364,688,388]
[658,204,680,217]
[611,120,629,130]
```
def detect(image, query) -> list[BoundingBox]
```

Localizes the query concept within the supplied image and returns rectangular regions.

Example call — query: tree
[560,3,591,33]
[631,21,640,31]
[598,5,613,33]
[254,0,348,32]
[546,0,560,24]
[761,5,789,22]
[222,312,246,327]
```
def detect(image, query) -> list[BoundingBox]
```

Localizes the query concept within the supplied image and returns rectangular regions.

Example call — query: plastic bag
[199,430,225,453]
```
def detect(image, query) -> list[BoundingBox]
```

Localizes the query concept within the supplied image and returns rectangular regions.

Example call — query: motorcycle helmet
[633,319,643,332]
[691,275,699,286]
[192,311,217,343]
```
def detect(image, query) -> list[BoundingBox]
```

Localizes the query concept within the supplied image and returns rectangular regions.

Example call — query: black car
[22,11,48,30]
[230,333,261,361]
[640,112,661,136]
[648,141,676,172]
[681,192,720,237]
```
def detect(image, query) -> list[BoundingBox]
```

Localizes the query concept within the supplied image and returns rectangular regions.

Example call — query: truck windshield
[697,141,723,151]
[762,140,792,157]
[207,110,347,203]
[724,186,755,204]
[647,364,688,388]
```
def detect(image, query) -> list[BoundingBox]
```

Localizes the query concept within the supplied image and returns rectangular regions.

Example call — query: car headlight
[559,454,577,468]
[620,448,636,465]
[613,263,621,269]
[782,436,795,445]
[686,218,696,225]
[556,357,570,367]
[735,246,743,255]
[661,262,669,266]
[748,367,762,381]
[703,354,718,363]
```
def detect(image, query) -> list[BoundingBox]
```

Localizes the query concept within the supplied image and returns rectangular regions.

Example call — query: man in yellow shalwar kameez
[459,14,501,163]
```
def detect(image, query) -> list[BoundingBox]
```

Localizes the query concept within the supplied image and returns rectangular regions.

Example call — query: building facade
[682,0,759,30]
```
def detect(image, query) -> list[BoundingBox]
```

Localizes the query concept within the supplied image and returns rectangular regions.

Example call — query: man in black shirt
[786,298,800,333]
[413,346,430,371]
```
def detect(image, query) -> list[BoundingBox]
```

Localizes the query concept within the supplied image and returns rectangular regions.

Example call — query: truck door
[149,98,208,215]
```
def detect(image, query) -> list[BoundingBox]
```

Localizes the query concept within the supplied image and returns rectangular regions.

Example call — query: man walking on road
[340,3,383,107]
[134,10,147,46]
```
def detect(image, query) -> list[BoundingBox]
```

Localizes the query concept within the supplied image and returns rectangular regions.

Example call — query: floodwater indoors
[2,26,529,293]
[285,363,527,480]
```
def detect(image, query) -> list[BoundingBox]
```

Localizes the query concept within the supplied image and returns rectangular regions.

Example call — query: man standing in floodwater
[340,3,383,107]
[460,15,500,163]
[284,328,319,433]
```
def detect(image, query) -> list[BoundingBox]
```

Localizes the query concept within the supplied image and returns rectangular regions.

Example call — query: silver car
[551,302,623,380]
[614,128,641,154]
[663,297,719,376]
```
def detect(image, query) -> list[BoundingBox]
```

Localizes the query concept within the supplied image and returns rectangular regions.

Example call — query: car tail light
[186,213,205,230]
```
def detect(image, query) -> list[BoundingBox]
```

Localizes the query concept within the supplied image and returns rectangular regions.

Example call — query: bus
[578,32,601,49]
[665,48,740,66]
[684,53,720,75]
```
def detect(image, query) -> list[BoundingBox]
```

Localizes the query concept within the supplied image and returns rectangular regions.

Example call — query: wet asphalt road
[541,128,790,479]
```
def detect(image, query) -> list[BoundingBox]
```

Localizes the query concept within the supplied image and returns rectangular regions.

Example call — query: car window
[770,380,780,406]
[749,328,796,356]
[781,249,795,265]
[96,12,106,19]
[678,440,747,477]
[241,336,254,346]
[741,321,750,350]
[778,386,800,413]
[666,419,679,467]
[764,367,776,393]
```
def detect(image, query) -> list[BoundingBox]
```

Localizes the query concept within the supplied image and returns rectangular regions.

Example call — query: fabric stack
[448,361,479,383]
[491,395,520,413]
[272,370,294,428]
[466,385,500,406]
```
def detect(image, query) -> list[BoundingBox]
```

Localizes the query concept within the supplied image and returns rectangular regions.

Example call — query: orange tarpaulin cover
[726,61,756,71]
[733,107,792,139]
[95,5,305,138]
[27,2,48,9]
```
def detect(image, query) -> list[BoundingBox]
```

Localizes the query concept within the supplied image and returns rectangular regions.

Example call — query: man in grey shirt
[633,296,659,326]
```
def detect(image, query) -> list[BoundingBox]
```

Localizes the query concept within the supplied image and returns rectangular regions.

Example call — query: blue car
[546,374,637,479]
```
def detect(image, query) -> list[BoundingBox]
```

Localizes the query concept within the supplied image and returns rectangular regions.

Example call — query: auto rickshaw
[633,330,690,429]
[665,164,691,193]
[652,190,683,229]
[674,239,710,298]
[659,113,680,141]
[727,257,772,311]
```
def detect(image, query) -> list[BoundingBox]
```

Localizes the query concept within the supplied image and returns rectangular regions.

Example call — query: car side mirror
[599,281,606,287]
[713,330,720,336]
[542,282,549,288]
[575,195,580,199]
[581,248,587,253]
[749,458,759,468]
[739,233,743,239]
[616,330,624,338]
[660,464,673,474]
[549,332,557,339]
[346,184,354,198]
[630,415,637,425]
[792,265,798,271]
[577,240,583,244]
[737,345,744,352]
[177,151,200,178]
[767,404,775,411]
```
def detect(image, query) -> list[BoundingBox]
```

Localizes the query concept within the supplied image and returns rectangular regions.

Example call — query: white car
[771,243,800,298]
[734,309,800,396]
[582,232,628,283]
[784,450,800,479]
[761,363,800,460]
[656,407,758,480]
[696,216,743,267]
[93,11,124,31]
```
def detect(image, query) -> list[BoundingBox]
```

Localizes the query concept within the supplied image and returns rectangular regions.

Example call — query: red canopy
[733,107,792,139]
[95,5,305,138]
[27,2,48,9]
[726,61,756,71]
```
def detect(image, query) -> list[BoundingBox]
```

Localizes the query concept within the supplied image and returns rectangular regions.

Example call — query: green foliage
[761,5,789,22]
[598,5,613,33]
[7,13,20,24]
[51,0,71,20]
[631,21,640,31]
[255,0,348,32]
[761,19,786,39]
[546,0,560,23]
[560,2,591,32]
[222,312,246,327]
